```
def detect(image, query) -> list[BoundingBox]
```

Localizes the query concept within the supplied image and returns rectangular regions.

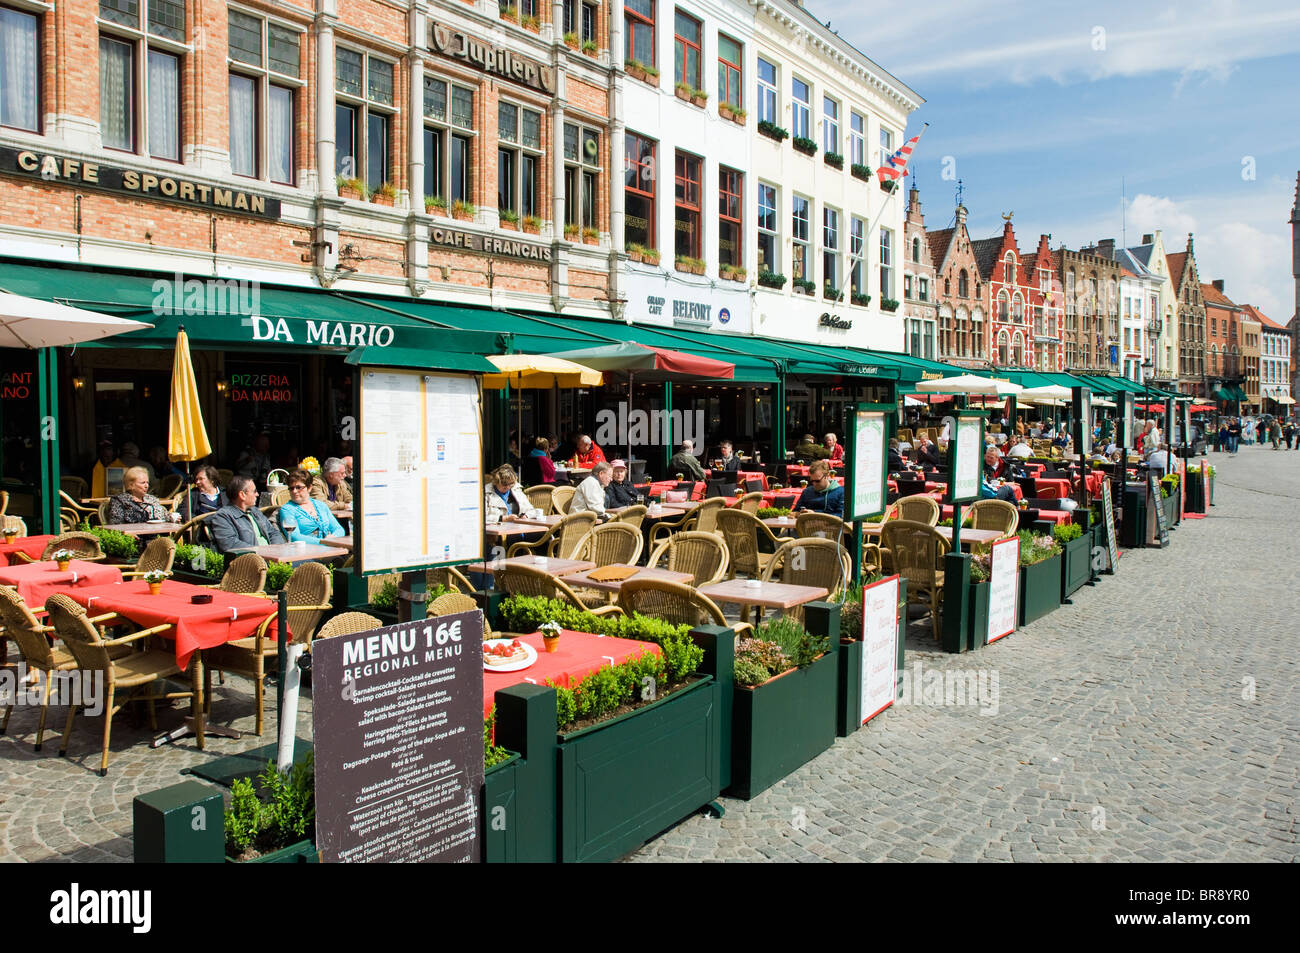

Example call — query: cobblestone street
[629,445,1300,862]
[1,446,1296,863]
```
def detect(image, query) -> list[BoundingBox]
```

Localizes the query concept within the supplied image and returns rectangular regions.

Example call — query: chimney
[1095,238,1116,259]
[1142,233,1153,245]
[1212,279,1225,292]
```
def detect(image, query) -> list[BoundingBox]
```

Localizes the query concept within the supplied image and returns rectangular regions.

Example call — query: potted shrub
[823,283,841,300]
[642,247,661,266]
[52,549,75,572]
[499,208,520,230]
[83,524,141,564]
[626,242,645,263]
[521,215,542,235]
[452,199,475,221]
[224,756,318,863]
[718,102,746,124]
[757,120,789,143]
[793,277,816,296]
[729,607,838,799]
[824,151,844,170]
[367,577,400,625]
[881,297,900,312]
[792,136,818,156]
[851,163,872,181]
[757,270,786,290]
[581,39,598,57]
[370,181,397,206]
[674,81,692,102]
[143,569,170,596]
[563,31,579,50]
[851,291,871,307]
[1017,530,1063,626]
[690,88,707,107]
[1055,521,1091,600]
[564,222,580,242]
[521,14,539,31]
[336,176,367,201]
[581,225,599,245]
[425,195,447,216]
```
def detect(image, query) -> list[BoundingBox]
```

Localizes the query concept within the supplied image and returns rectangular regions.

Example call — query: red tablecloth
[482,629,661,717]
[1082,471,1106,498]
[647,480,705,501]
[62,579,280,670]
[1022,463,1046,475]
[0,559,122,609]
[0,535,57,567]
[736,470,768,490]
[1034,478,1072,499]
[1031,510,1073,526]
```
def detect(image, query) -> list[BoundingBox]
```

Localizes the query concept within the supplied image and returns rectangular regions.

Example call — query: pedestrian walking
[1269,418,1282,449]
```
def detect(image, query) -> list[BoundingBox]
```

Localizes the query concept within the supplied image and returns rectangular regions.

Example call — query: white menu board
[986,536,1020,644]
[860,575,900,724]
[850,410,886,519]
[953,417,982,500]
[359,369,483,573]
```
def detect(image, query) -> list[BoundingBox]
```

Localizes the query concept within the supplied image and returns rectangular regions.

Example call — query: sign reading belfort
[0,147,281,219]
[430,23,555,94]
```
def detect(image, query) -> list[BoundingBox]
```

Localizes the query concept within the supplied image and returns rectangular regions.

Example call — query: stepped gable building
[901,182,938,360]
[1166,234,1207,395]
[927,201,986,367]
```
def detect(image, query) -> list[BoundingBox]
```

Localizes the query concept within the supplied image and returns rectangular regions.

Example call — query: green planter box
[226,840,318,863]
[1060,533,1092,600]
[481,752,521,863]
[1162,493,1179,531]
[1019,554,1062,626]
[965,580,991,651]
[729,649,838,799]
[558,674,721,862]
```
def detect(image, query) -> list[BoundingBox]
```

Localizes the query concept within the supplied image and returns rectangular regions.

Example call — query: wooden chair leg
[146,689,157,731]
[254,668,264,737]
[34,671,54,751]
[58,702,79,757]
[100,686,116,777]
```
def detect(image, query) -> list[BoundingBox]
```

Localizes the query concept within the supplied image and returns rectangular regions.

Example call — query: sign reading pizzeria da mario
[429,23,556,94]
[0,147,281,220]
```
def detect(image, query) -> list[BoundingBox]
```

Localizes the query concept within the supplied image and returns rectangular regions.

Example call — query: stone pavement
[0,446,1295,862]
[628,445,1300,862]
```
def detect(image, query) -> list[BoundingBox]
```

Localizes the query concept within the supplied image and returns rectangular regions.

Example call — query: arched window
[998,291,1009,322]
[958,269,969,297]
[1011,332,1024,366]
[997,330,1010,366]
[1004,252,1016,285]
[912,237,921,263]
[944,276,951,295]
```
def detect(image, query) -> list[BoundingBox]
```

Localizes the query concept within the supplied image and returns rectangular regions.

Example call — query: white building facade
[1261,322,1292,405]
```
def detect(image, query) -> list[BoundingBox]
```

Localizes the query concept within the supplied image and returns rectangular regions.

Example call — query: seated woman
[186,464,228,516]
[484,464,531,523]
[106,466,181,524]
[277,468,346,541]
[522,437,556,485]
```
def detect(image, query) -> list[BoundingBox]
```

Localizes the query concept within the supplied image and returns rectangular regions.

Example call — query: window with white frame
[757,183,777,274]
[879,227,893,299]
[228,9,301,184]
[563,0,598,44]
[918,277,928,302]
[903,274,912,299]
[791,77,810,140]
[822,207,839,293]
[98,0,186,159]
[792,194,810,282]
[849,111,865,167]
[498,100,542,218]
[0,4,40,132]
[565,121,602,229]
[756,57,777,125]
[878,125,893,168]
[336,47,397,192]
[423,75,475,203]
[823,96,839,155]
[849,216,865,297]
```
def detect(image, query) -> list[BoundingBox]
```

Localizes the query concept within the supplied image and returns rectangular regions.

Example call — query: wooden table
[99,521,183,537]
[558,564,694,594]
[700,579,830,610]
[229,542,348,565]
[484,522,549,544]
[463,555,596,576]
[318,535,353,550]
[763,516,798,532]
[510,514,565,528]
[861,523,1004,547]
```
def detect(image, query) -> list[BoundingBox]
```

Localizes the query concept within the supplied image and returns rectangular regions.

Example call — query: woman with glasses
[277,467,346,542]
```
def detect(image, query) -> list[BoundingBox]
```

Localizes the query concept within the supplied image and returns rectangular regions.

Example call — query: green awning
[345,346,496,373]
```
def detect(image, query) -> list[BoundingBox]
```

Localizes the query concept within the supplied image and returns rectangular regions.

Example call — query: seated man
[913,436,942,469]
[570,461,613,517]
[208,475,286,554]
[793,433,831,461]
[718,440,742,474]
[795,460,844,517]
[667,440,706,481]
[1005,436,1033,459]
[981,448,1018,503]
[605,460,639,507]
[310,456,353,505]
[887,438,908,473]
[574,434,607,469]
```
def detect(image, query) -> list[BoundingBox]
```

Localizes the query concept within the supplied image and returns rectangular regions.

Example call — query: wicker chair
[97,501,112,525]
[646,531,729,587]
[648,497,726,547]
[551,485,576,515]
[897,428,914,444]
[216,553,268,594]
[614,504,647,532]
[715,508,782,579]
[20,532,105,564]
[616,578,752,637]
[426,592,499,640]
[170,512,214,545]
[505,511,597,559]
[493,563,624,617]
[203,562,333,736]
[573,522,644,568]
[315,612,383,641]
[735,491,764,514]
[3,515,27,537]
[794,512,850,541]
[270,487,291,507]
[45,593,194,776]
[427,565,477,594]
[879,520,950,642]
[525,485,555,514]
[121,536,177,577]
[753,537,850,624]
[893,494,940,526]
[58,491,99,530]
[970,499,1019,538]
[157,474,184,500]
[60,476,89,499]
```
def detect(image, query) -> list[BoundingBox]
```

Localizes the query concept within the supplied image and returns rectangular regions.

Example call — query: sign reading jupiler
[429,23,556,95]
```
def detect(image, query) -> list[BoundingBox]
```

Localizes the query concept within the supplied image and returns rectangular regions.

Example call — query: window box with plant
[792,136,817,157]
[336,176,367,201]
[370,181,397,207]
[521,215,543,235]
[690,88,707,107]
[499,208,520,230]
[718,103,746,125]
[757,120,789,143]
[730,606,838,799]
[675,255,705,276]
[564,222,580,242]
[581,225,599,246]
[823,283,841,301]
[719,264,746,283]
[521,14,540,32]
[452,199,475,222]
[581,39,598,57]
[851,163,872,182]
[757,271,786,290]
[625,59,659,84]
[880,178,897,193]
[1054,520,1092,600]
[499,4,518,23]
[563,31,580,50]
[881,297,900,312]
[824,151,844,170]
[425,195,448,216]
[792,277,816,296]
[1017,530,1063,626]
[674,81,692,102]
[834,577,907,737]
[850,292,871,307]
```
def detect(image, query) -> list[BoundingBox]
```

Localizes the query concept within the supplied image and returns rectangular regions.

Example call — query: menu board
[986,536,1020,644]
[1149,472,1169,548]
[860,575,900,724]
[1181,401,1191,449]
[848,409,887,520]
[952,416,982,501]
[313,611,484,863]
[358,369,482,573]
[1100,478,1119,573]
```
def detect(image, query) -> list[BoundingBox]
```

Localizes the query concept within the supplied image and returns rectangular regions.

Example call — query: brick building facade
[901,183,937,360]
[928,202,986,368]
[1166,235,1207,395]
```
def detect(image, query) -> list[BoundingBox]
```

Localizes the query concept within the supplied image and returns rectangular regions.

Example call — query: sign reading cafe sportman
[429,23,556,94]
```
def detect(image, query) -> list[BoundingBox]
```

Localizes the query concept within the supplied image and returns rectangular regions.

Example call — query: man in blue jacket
[795,460,844,517]
[208,475,286,554]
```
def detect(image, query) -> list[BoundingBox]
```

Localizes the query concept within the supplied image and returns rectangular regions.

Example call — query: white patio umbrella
[915,374,1023,397]
[1018,384,1072,402]
[903,394,927,407]
[0,291,153,348]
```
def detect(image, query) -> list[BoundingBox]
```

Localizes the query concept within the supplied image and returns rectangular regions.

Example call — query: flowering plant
[52,550,76,563]
[299,457,321,476]
[539,621,562,638]
[143,569,171,584]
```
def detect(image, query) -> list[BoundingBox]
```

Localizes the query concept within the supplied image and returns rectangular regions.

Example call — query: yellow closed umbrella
[169,327,212,521]
[481,354,603,390]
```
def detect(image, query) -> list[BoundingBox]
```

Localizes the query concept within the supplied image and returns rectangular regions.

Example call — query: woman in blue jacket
[278,468,346,541]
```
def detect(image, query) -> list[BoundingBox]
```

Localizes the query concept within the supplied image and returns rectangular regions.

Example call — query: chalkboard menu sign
[1149,472,1169,548]
[1100,479,1118,573]
[312,610,484,862]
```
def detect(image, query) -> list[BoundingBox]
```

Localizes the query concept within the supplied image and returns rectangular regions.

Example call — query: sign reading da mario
[429,23,555,94]
[0,147,281,220]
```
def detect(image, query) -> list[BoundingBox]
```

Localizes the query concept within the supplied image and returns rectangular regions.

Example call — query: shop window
[336,48,397,192]
[624,131,656,249]
[99,0,186,159]
[718,166,742,268]
[674,150,701,259]
[757,183,777,274]
[228,10,300,184]
[0,5,40,132]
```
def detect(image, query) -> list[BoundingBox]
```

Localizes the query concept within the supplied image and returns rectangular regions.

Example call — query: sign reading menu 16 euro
[358,370,483,574]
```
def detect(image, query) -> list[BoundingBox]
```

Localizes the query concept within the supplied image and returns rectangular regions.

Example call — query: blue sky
[818,0,1300,320]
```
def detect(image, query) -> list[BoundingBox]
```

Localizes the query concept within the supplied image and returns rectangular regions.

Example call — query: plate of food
[482,637,537,672]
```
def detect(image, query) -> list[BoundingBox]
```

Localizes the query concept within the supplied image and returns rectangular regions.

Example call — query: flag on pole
[877,125,927,185]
